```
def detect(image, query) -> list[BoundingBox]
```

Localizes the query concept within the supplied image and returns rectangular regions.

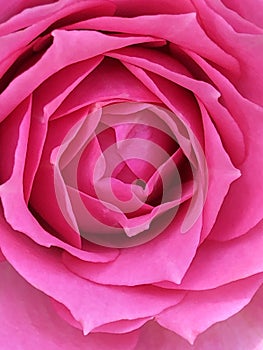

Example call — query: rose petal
[66,13,239,74]
[0,217,185,334]
[0,0,116,35]
[0,0,55,24]
[0,29,162,121]
[52,58,160,119]
[184,52,263,240]
[159,219,263,290]
[135,286,263,350]
[157,274,263,344]
[0,261,139,350]
[0,0,116,82]
[51,298,152,334]
[192,0,263,106]
[0,98,118,262]
[198,101,240,241]
[222,0,263,30]
[107,46,245,165]
[62,204,202,285]
[112,0,194,16]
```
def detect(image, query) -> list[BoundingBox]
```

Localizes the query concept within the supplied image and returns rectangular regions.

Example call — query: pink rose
[0,0,263,349]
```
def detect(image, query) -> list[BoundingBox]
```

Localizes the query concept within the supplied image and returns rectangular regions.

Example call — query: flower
[0,0,263,349]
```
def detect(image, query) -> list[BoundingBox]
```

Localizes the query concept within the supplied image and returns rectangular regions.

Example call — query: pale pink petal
[0,261,139,350]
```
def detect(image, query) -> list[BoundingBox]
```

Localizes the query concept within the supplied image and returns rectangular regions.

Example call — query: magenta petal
[62,206,202,285]
[157,274,263,344]
[176,220,263,290]
[186,52,263,241]
[52,58,160,119]
[0,261,139,350]
[135,286,263,350]
[222,0,263,29]
[67,14,239,73]
[0,218,185,334]
[192,0,263,106]
[107,46,245,165]
[52,298,152,334]
[110,0,194,16]
[0,30,161,120]
[199,101,240,241]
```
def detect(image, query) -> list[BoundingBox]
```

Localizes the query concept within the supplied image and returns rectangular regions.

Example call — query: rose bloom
[0,0,263,349]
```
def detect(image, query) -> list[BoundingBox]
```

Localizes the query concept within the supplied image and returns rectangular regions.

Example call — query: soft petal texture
[192,0,263,106]
[156,274,263,344]
[0,215,185,334]
[0,0,56,24]
[0,1,262,349]
[106,46,245,165]
[160,219,263,290]
[186,53,263,241]
[51,58,160,119]
[135,283,263,350]
[62,207,202,286]
[222,0,263,30]
[0,0,116,80]
[0,97,118,262]
[66,14,239,73]
[0,261,139,350]
[0,29,161,120]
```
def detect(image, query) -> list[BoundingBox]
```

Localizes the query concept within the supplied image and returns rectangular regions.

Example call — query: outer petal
[192,0,263,106]
[0,216,185,335]
[135,284,263,349]
[0,29,162,121]
[158,219,263,290]
[0,261,139,350]
[156,274,263,344]
[67,13,239,73]
[63,207,202,286]
[184,52,263,240]
[222,0,263,30]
